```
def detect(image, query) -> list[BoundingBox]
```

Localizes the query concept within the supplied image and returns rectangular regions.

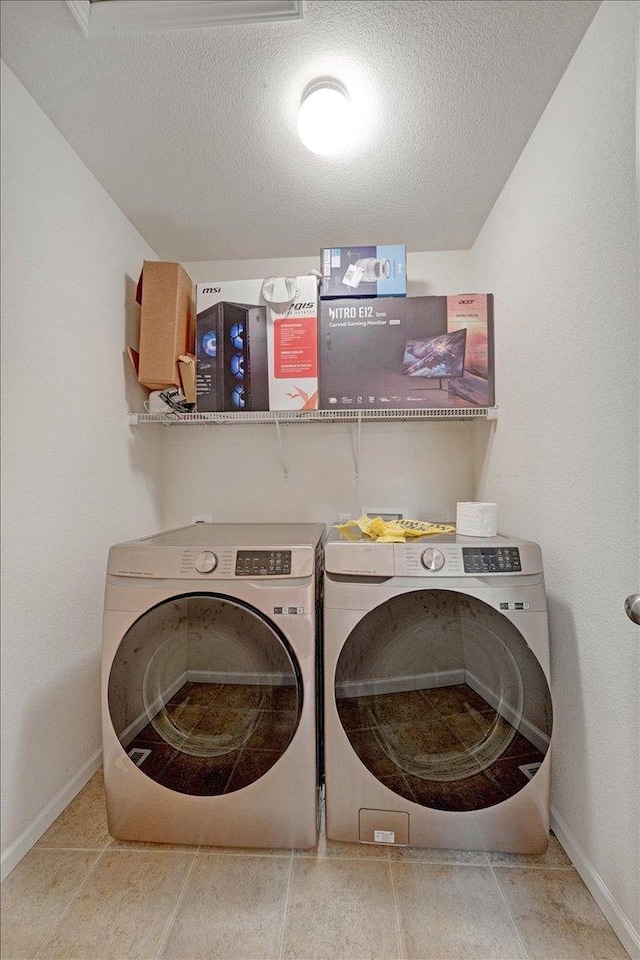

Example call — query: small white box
[456,502,498,537]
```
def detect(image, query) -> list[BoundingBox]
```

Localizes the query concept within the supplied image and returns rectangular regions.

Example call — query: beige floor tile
[494,866,629,959]
[388,844,490,865]
[282,858,399,959]
[107,837,199,853]
[392,862,525,959]
[0,850,99,960]
[295,834,390,860]
[160,854,290,959]
[196,845,292,857]
[36,772,110,850]
[37,850,193,960]
[487,833,574,868]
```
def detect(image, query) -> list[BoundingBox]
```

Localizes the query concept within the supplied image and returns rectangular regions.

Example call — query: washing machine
[323,528,553,854]
[102,522,324,849]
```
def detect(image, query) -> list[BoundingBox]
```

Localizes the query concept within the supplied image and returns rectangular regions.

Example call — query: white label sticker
[342,264,364,288]
[374,829,395,843]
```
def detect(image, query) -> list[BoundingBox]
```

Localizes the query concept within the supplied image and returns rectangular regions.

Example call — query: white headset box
[195,276,318,412]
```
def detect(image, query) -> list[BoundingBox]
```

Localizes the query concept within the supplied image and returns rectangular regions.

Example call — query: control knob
[421,548,445,572]
[195,551,218,574]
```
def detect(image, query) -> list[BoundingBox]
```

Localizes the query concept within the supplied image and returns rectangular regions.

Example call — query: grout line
[488,860,531,960]
[484,860,575,870]
[294,852,389,862]
[277,850,296,960]
[387,851,406,960]
[33,848,108,960]
[193,847,292,858]
[32,843,112,852]
[30,842,575,870]
[153,849,199,960]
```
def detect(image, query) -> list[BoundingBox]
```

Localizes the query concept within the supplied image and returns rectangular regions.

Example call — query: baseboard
[550,805,640,960]
[336,669,465,699]
[187,670,292,687]
[465,670,550,753]
[0,747,103,882]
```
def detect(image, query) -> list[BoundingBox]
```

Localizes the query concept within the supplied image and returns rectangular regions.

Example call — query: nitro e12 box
[196,277,318,412]
[318,294,494,409]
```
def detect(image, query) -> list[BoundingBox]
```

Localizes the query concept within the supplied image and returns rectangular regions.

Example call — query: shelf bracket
[353,412,363,480]
[273,416,289,480]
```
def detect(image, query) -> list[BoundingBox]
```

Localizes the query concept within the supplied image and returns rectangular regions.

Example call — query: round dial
[194,551,218,574]
[421,548,445,572]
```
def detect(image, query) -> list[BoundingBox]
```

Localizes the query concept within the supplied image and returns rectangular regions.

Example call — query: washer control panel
[235,550,292,577]
[108,544,314,579]
[462,547,521,574]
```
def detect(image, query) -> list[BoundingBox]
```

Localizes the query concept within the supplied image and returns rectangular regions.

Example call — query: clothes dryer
[102,522,324,849]
[323,528,552,853]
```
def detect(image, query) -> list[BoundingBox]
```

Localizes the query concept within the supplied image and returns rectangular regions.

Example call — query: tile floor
[1,771,629,960]
[126,682,299,797]
[337,684,546,812]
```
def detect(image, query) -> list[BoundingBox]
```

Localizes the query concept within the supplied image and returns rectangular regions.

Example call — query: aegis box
[196,300,268,412]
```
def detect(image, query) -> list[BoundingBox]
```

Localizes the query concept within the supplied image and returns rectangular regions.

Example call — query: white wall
[469,2,639,953]
[162,252,477,528]
[0,62,163,877]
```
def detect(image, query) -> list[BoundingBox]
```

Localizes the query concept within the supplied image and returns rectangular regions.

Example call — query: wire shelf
[128,407,498,426]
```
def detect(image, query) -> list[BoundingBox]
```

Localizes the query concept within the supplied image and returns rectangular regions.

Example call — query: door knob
[624,594,640,625]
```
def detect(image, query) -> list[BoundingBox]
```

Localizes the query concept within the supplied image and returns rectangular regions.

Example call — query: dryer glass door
[108,594,302,796]
[334,590,552,811]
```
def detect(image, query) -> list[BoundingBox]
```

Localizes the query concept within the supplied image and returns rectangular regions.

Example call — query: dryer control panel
[462,547,521,574]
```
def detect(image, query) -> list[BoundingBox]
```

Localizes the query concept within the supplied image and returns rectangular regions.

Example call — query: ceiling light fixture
[297,77,352,156]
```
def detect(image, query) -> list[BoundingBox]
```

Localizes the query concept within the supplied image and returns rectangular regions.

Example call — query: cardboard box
[136,261,194,390]
[318,294,494,410]
[320,245,406,299]
[177,354,196,404]
[195,277,318,412]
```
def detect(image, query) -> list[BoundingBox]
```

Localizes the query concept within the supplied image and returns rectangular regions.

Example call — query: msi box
[320,245,406,299]
[318,293,494,410]
[196,277,318,412]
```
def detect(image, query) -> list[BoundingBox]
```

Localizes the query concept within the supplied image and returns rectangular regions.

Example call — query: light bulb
[297,78,352,156]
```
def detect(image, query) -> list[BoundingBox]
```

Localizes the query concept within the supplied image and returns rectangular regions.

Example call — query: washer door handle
[624,594,640,625]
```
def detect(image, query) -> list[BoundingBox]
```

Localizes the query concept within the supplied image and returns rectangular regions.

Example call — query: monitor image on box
[402,328,467,390]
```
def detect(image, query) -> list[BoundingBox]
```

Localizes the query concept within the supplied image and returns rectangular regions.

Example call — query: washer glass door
[334,590,552,811]
[108,594,301,796]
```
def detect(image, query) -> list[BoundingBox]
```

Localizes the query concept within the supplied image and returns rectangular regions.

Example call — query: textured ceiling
[1,0,600,260]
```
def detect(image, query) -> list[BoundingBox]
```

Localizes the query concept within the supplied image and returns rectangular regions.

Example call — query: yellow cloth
[335,514,455,543]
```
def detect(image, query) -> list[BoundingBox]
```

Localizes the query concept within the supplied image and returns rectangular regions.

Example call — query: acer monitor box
[318,294,494,410]
[196,277,318,412]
